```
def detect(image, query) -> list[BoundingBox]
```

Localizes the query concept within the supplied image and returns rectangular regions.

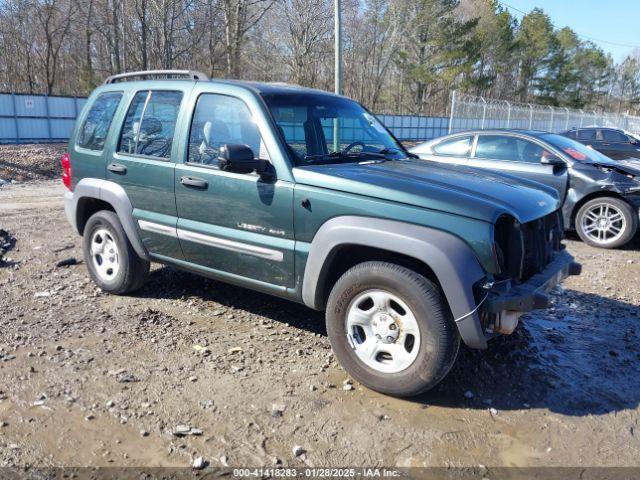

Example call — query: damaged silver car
[410,130,640,249]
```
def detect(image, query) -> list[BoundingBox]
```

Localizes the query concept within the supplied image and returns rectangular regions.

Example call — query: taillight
[61,152,72,190]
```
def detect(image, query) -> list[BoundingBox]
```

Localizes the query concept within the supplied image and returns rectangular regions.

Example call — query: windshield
[542,133,616,164]
[261,93,406,165]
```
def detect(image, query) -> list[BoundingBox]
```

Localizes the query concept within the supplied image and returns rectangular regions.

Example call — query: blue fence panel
[379,114,449,141]
[0,118,17,139]
[0,93,88,143]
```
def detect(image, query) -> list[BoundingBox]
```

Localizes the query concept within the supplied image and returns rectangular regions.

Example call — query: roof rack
[104,70,209,85]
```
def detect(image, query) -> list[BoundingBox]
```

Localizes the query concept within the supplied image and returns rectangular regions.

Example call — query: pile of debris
[0,229,16,266]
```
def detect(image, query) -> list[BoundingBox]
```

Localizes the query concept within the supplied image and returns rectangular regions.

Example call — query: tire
[82,210,150,294]
[575,197,637,249]
[326,261,460,397]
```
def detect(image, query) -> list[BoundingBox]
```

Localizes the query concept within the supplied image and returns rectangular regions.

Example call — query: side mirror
[540,154,565,166]
[218,144,273,179]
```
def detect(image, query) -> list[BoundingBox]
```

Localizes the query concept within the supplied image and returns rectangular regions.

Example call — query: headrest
[202,121,213,145]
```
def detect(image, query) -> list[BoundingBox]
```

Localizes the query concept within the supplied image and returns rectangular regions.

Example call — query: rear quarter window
[432,136,472,156]
[577,129,597,140]
[77,92,123,151]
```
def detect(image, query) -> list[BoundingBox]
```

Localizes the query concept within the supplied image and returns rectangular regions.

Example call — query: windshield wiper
[378,146,418,159]
[378,147,399,154]
[304,151,387,163]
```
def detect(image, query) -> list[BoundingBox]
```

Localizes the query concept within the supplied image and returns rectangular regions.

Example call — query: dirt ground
[0,144,67,183]
[1,148,640,471]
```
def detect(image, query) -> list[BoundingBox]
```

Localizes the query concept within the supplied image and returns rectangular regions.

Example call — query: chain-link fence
[449,91,640,136]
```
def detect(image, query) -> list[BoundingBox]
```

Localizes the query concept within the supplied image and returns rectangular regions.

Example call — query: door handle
[180,176,208,189]
[107,163,127,174]
[602,142,610,146]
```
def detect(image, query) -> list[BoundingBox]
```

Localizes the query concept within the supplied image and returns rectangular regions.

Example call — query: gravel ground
[0,155,640,469]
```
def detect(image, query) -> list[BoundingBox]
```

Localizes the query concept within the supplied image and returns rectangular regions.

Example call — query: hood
[292,160,561,224]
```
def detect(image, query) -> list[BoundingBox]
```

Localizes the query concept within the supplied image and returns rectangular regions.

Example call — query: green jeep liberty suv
[62,70,581,397]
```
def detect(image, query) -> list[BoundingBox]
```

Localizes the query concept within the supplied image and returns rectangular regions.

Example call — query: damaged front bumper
[458,249,581,349]
[484,249,581,314]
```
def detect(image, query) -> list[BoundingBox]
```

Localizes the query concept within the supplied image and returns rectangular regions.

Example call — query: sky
[500,0,639,63]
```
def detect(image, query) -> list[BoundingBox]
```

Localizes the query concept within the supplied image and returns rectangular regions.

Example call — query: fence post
[505,100,511,128]
[448,90,456,134]
[579,110,584,128]
[481,96,487,130]
[564,108,570,130]
[528,104,533,129]
[11,93,19,143]
[44,94,52,142]
[548,106,554,132]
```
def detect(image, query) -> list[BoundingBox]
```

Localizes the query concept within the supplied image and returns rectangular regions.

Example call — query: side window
[187,94,265,166]
[475,135,546,163]
[602,130,628,142]
[432,136,472,156]
[577,129,597,140]
[77,92,123,151]
[118,90,183,159]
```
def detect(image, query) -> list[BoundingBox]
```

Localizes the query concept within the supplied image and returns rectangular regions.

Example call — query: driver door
[174,92,295,287]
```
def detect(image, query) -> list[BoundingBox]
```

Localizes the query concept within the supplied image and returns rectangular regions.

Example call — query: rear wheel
[83,210,150,294]
[326,261,459,397]
[575,197,637,248]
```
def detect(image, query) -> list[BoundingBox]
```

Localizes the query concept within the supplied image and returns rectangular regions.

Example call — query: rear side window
[577,129,597,140]
[187,93,266,167]
[602,130,628,142]
[118,90,183,159]
[432,136,472,156]
[77,92,122,151]
[475,135,547,163]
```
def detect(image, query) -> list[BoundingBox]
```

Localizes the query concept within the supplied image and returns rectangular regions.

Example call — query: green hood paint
[293,160,561,224]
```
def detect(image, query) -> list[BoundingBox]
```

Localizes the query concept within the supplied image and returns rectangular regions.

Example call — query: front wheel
[326,261,460,397]
[575,197,637,249]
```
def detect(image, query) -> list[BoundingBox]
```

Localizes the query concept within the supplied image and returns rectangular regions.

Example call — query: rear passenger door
[106,88,188,260]
[174,91,295,287]
[467,134,568,199]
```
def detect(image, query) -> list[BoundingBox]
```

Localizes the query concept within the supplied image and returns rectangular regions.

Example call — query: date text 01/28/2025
[232,468,403,477]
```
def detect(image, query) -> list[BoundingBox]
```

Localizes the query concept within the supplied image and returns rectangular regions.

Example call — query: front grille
[495,211,563,284]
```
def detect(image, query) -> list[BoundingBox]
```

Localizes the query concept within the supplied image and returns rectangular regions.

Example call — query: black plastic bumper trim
[484,250,580,314]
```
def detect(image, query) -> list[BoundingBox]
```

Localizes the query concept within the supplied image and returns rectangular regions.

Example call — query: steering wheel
[342,141,366,154]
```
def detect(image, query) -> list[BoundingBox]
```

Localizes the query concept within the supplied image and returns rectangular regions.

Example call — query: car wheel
[575,197,637,249]
[83,210,150,294]
[326,261,460,397]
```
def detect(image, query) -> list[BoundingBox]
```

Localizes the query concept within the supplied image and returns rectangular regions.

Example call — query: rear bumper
[484,249,581,313]
[64,190,79,234]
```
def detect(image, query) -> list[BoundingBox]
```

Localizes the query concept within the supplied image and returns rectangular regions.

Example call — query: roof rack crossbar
[104,70,209,85]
